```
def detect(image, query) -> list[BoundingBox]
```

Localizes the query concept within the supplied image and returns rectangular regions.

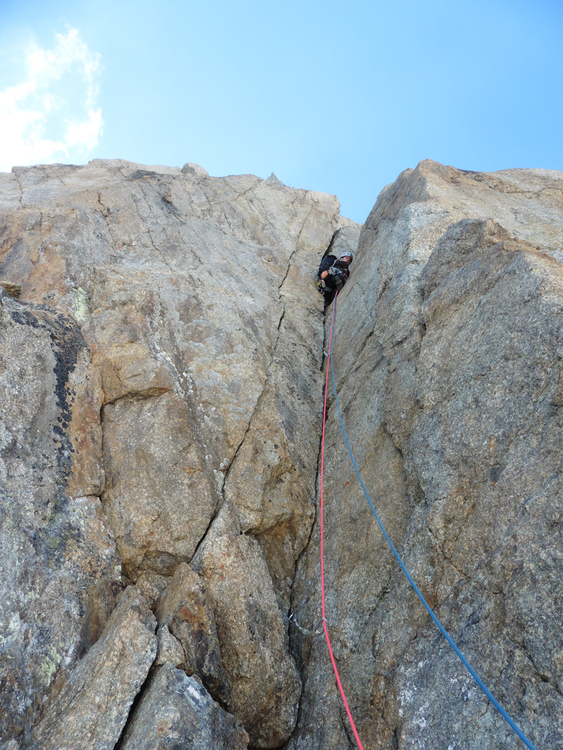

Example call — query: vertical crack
[113,664,155,750]
[12,171,24,206]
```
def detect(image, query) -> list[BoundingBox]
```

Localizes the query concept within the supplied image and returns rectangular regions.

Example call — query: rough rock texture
[156,562,230,705]
[0,280,22,298]
[2,157,562,750]
[120,665,248,750]
[0,159,355,748]
[289,161,563,750]
[154,624,185,670]
[0,159,351,587]
[0,295,120,744]
[28,587,157,750]
[192,500,303,748]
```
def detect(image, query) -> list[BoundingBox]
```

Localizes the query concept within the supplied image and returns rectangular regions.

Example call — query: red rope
[320,294,365,750]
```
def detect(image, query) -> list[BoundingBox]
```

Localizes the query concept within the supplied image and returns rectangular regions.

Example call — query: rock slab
[0,296,120,744]
[289,161,563,750]
[28,587,157,750]
[120,665,248,750]
[0,159,358,747]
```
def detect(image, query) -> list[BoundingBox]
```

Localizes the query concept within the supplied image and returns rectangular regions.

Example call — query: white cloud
[0,28,103,172]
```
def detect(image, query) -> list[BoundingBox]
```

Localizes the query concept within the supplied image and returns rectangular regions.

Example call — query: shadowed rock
[0,297,120,744]
[28,587,157,750]
[289,161,563,750]
[0,281,21,298]
[156,562,230,705]
[120,665,248,750]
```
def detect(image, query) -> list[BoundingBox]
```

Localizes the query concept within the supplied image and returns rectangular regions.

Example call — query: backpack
[317,254,338,280]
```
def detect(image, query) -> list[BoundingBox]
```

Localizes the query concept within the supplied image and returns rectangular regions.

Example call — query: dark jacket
[317,255,351,285]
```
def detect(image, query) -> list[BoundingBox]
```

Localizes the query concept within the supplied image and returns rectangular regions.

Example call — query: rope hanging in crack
[327,292,538,750]
[320,291,365,750]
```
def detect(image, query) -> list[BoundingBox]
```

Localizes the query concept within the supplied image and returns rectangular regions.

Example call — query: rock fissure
[338,707,357,750]
[43,165,66,188]
[94,192,120,254]
[242,186,282,238]
[521,647,563,698]
[12,171,24,206]
[133,190,176,274]
[288,161,563,750]
[112,657,156,750]
[322,228,342,259]
[278,249,298,293]
[190,305,291,563]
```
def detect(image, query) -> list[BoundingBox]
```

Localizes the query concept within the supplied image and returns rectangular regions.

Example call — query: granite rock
[0,160,350,590]
[156,562,230,705]
[289,161,563,750]
[154,625,185,670]
[120,665,248,750]
[0,159,356,747]
[4,157,562,750]
[28,586,157,750]
[193,501,302,748]
[0,296,120,745]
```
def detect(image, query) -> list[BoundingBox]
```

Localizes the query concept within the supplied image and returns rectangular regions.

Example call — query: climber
[316,251,353,307]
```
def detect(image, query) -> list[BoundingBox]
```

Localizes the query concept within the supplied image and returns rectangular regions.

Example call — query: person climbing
[316,250,353,307]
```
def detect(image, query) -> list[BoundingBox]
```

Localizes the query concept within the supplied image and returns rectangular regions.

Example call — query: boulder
[28,587,157,750]
[120,665,248,750]
[156,562,230,705]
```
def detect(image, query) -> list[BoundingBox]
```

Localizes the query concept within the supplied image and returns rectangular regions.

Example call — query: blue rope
[328,295,538,750]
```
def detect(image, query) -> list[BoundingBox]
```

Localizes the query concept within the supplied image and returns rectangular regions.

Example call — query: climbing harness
[320,292,539,750]
[327,265,345,277]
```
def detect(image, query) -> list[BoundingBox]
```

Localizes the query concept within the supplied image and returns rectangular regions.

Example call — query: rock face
[0,159,354,748]
[192,501,302,747]
[289,161,563,750]
[1,157,562,750]
[28,587,157,750]
[0,294,120,744]
[120,665,249,750]
[156,562,230,705]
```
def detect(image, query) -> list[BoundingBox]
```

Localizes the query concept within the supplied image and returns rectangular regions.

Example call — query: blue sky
[1,0,562,223]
